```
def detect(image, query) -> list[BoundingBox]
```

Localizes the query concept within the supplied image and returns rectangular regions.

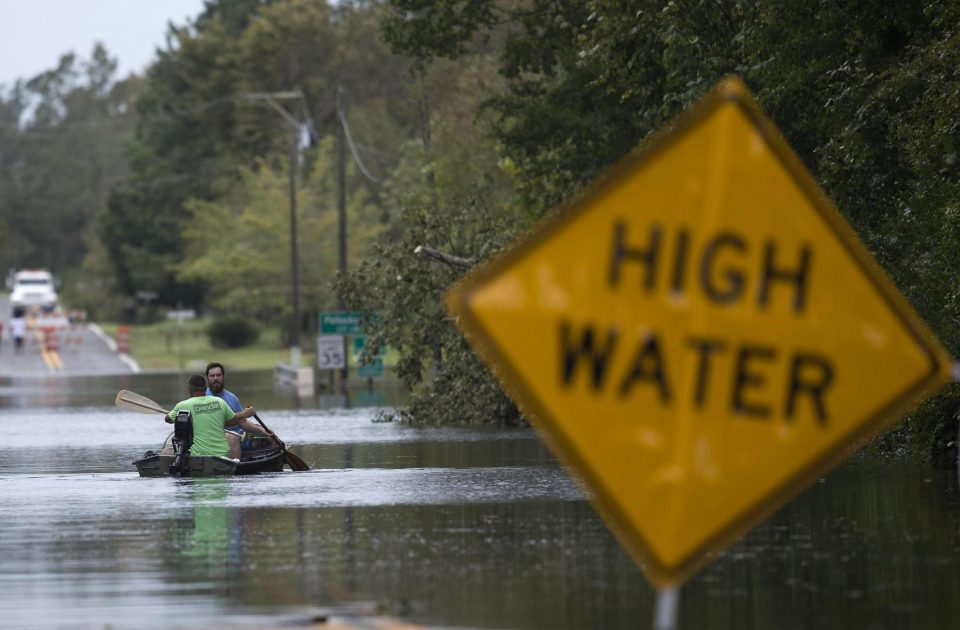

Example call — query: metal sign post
[319,311,380,390]
[166,310,195,375]
[654,586,680,630]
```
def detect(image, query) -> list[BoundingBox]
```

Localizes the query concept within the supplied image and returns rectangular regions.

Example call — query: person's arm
[225,405,256,427]
[236,415,269,436]
[235,414,284,449]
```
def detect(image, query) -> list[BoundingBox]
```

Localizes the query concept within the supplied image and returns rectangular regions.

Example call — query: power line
[336,89,382,183]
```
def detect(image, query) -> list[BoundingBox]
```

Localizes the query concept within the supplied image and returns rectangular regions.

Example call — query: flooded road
[0,296,134,377]
[1,372,959,629]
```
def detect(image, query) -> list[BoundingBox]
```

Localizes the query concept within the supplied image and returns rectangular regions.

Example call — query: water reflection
[0,373,959,629]
[168,479,236,581]
[0,369,407,411]
[686,457,960,629]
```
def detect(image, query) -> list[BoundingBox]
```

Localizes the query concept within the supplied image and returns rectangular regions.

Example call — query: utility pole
[242,91,307,369]
[336,85,348,384]
[287,118,301,369]
[336,86,348,284]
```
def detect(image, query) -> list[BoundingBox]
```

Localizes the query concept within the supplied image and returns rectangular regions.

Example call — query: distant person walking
[9,313,26,354]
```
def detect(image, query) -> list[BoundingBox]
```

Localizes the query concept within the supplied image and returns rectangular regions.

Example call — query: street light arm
[240,91,302,128]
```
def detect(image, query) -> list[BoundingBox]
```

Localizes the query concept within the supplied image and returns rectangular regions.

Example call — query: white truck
[9,269,58,314]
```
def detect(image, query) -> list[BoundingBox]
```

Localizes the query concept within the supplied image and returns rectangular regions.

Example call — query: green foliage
[4,0,411,325]
[208,315,261,348]
[359,0,960,445]
[57,227,128,321]
[381,0,496,62]
[0,44,138,276]
[99,317,293,370]
[897,388,960,464]
[100,0,267,304]
[338,33,519,426]
[176,143,386,336]
[103,0,408,309]
[177,158,323,316]
[7,0,960,447]
[338,194,522,426]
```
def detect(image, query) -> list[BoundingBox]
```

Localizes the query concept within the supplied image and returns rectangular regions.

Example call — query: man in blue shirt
[205,361,276,458]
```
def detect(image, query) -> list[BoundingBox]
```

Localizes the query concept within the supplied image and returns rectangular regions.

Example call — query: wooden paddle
[115,390,309,471]
[115,389,169,414]
[252,413,310,471]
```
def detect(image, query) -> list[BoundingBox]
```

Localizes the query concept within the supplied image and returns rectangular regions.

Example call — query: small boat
[133,410,286,477]
[133,440,286,477]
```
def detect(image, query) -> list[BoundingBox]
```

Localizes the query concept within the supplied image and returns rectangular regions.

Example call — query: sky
[0,0,208,88]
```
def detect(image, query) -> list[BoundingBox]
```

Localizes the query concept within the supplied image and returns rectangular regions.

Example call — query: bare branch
[414,245,474,270]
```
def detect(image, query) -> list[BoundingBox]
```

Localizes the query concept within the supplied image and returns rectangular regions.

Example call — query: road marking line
[88,323,141,372]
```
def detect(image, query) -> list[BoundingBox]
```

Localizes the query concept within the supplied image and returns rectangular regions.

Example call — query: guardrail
[274,362,314,396]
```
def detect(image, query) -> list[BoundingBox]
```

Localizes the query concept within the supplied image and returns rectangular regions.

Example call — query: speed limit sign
[316,334,345,370]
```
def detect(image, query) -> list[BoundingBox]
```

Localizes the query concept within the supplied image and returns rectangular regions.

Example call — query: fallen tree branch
[414,245,474,270]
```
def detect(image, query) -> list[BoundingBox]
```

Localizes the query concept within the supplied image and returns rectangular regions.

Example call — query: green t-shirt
[167,396,236,457]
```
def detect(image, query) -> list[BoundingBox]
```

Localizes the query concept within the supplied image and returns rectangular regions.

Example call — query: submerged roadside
[97,319,300,372]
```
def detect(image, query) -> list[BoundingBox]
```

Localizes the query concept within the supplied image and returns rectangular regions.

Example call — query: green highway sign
[319,311,375,335]
[354,336,385,377]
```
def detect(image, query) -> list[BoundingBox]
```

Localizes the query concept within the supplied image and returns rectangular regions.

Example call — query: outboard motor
[170,410,194,476]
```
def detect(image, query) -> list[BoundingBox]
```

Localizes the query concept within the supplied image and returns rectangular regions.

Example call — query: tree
[0,44,137,306]
[103,0,412,322]
[362,0,960,450]
[335,5,521,425]
[101,1,259,306]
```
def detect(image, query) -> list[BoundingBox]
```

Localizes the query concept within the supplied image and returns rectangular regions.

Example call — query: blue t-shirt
[206,387,242,412]
[207,388,244,435]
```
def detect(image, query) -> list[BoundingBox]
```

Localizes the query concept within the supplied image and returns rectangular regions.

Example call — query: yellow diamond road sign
[445,77,953,586]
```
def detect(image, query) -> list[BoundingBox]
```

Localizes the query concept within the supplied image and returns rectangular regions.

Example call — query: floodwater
[1,371,959,629]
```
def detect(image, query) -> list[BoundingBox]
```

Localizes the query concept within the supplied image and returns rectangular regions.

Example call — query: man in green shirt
[165,374,257,457]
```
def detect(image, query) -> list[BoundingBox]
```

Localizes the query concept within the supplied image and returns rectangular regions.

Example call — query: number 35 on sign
[317,334,345,370]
